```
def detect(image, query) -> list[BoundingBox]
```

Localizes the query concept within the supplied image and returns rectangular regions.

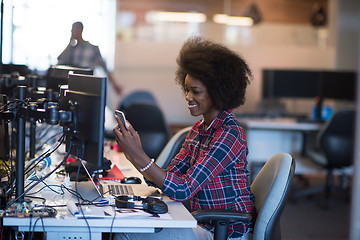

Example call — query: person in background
[113,36,255,240]
[58,21,122,95]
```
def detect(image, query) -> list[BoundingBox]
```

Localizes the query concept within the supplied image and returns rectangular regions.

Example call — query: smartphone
[115,110,129,129]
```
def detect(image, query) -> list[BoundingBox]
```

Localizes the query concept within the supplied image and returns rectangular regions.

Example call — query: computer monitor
[0,64,31,76]
[46,65,93,93]
[61,73,107,169]
[262,69,357,121]
[321,71,357,101]
[262,69,321,99]
[0,95,9,162]
[262,69,357,101]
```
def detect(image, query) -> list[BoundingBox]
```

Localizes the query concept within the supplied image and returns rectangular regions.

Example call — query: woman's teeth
[189,104,197,108]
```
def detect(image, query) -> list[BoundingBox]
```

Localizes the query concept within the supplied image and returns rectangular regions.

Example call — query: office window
[2,0,116,72]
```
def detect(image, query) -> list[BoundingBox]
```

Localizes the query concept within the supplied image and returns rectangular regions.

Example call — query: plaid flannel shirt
[162,110,255,236]
[58,41,107,72]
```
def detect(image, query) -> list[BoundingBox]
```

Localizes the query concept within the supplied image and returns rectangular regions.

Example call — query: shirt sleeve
[162,127,247,201]
[92,46,108,73]
[57,47,74,65]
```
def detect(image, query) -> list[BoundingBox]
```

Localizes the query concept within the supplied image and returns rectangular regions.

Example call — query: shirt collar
[199,109,233,132]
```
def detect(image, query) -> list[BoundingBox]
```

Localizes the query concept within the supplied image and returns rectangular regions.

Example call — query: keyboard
[107,184,134,196]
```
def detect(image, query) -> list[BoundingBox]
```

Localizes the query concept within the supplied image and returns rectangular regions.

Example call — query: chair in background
[118,90,157,111]
[294,109,355,205]
[123,102,170,159]
[155,126,192,169]
[193,153,295,240]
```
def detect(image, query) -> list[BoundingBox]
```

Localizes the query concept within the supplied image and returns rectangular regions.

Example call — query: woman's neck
[203,110,221,129]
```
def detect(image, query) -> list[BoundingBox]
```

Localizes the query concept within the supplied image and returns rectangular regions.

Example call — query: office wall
[112,3,339,126]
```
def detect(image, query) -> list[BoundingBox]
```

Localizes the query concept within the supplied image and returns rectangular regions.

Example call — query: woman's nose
[185,92,192,101]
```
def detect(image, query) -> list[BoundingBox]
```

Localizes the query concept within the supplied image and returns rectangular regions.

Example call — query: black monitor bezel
[62,73,107,169]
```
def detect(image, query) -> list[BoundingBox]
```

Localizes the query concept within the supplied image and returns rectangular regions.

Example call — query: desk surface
[237,117,322,131]
[3,149,197,239]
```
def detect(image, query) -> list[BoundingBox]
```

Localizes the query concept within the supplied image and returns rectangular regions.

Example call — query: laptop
[79,159,160,198]
[98,180,161,197]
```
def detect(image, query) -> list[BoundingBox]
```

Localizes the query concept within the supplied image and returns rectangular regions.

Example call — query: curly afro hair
[175,36,252,111]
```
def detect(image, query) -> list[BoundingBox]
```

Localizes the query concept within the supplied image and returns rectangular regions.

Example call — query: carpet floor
[281,173,351,240]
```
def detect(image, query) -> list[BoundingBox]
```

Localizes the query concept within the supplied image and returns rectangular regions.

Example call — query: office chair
[192,153,295,240]
[155,126,192,169]
[118,90,157,111]
[123,102,170,159]
[294,109,355,205]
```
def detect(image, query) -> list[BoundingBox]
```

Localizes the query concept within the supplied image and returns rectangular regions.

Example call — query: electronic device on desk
[99,180,160,197]
[0,95,10,209]
[262,69,356,122]
[0,63,31,76]
[45,65,93,94]
[121,176,142,184]
[1,201,57,218]
[0,95,9,164]
[60,73,107,172]
[65,158,112,181]
[0,73,30,98]
[115,195,168,214]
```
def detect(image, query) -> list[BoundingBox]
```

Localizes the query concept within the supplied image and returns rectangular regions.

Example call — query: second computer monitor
[46,65,93,93]
[62,73,107,169]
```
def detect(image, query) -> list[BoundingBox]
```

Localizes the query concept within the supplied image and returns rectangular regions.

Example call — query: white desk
[238,118,321,131]
[4,193,196,239]
[3,150,197,239]
[238,118,323,176]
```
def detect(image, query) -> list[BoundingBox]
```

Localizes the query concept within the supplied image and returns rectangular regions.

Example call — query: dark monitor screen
[62,73,107,169]
[0,64,31,76]
[262,69,357,101]
[0,120,9,162]
[0,95,9,162]
[46,65,93,92]
[262,69,321,99]
[321,71,357,101]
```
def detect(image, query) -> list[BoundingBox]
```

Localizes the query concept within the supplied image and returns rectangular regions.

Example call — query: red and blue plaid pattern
[163,110,255,236]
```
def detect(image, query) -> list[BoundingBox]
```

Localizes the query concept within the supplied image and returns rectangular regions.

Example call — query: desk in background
[3,150,197,240]
[237,117,324,177]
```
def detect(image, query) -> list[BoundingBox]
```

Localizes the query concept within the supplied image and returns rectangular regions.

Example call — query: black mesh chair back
[124,103,170,159]
[118,90,157,111]
[318,109,355,169]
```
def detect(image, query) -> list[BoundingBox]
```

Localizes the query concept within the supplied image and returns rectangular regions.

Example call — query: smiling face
[184,74,220,126]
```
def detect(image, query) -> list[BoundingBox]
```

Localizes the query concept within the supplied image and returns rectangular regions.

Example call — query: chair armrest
[192,209,252,224]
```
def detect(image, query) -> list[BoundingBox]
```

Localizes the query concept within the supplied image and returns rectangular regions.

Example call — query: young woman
[114,36,255,240]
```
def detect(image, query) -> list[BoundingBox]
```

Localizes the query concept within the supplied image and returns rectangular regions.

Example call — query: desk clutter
[0,67,196,239]
[1,201,57,218]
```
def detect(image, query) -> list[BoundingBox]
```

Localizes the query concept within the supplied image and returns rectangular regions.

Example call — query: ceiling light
[146,11,207,23]
[213,14,254,27]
